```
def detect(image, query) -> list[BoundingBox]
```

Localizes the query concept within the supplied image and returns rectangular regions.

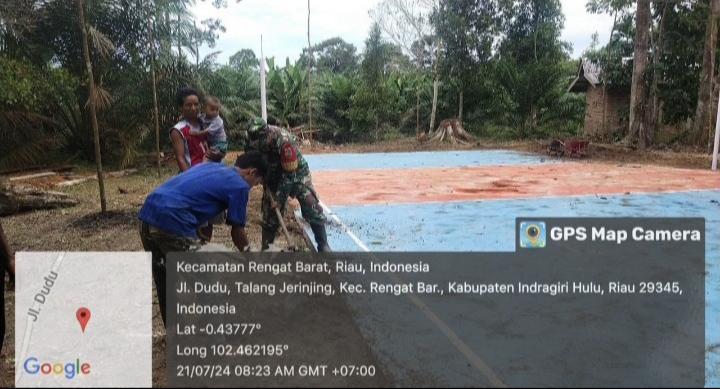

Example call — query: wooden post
[146,0,161,178]
[307,0,313,148]
[260,35,267,121]
[712,75,720,170]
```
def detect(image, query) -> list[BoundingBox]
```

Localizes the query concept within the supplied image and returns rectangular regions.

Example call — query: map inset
[15,252,153,388]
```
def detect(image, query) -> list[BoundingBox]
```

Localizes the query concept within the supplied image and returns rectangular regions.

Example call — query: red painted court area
[311,162,720,206]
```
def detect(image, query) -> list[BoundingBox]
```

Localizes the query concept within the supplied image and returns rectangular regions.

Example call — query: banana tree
[314,72,356,141]
[265,57,307,128]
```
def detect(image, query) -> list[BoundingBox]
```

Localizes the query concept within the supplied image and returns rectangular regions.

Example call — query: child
[191,95,228,162]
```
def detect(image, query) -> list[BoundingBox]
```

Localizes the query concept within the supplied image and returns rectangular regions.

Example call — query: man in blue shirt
[139,150,269,326]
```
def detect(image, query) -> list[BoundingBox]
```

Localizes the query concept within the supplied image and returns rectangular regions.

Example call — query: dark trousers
[140,221,201,328]
[141,222,169,327]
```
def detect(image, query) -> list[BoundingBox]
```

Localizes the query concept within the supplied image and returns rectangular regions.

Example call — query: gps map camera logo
[520,221,546,248]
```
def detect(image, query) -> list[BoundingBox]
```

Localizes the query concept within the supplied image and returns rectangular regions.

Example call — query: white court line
[16,252,67,383]
[318,201,508,388]
[310,159,720,174]
[326,188,720,208]
[310,162,561,173]
[319,201,371,252]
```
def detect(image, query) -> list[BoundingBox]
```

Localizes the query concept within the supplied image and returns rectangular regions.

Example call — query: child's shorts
[211,141,228,153]
[207,141,228,163]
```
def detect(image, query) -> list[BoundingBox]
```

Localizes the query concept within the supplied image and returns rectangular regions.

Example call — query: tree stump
[427,119,475,145]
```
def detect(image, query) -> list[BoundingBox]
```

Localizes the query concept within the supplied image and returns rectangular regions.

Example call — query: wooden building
[568,59,630,137]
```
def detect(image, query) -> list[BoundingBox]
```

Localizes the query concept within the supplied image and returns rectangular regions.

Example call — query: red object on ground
[563,139,590,158]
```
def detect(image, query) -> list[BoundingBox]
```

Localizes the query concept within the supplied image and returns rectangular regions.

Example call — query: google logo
[23,357,91,379]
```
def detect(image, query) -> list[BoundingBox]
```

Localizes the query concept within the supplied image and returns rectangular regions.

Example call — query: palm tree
[77,0,107,212]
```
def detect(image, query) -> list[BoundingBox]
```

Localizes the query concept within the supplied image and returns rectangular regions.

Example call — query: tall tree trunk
[429,40,440,132]
[416,89,420,136]
[146,0,161,178]
[76,0,106,213]
[177,18,181,59]
[163,4,170,55]
[651,3,669,141]
[415,54,422,137]
[629,0,651,150]
[194,21,199,68]
[430,76,439,131]
[531,103,538,136]
[531,5,539,138]
[693,0,719,148]
[307,0,313,147]
[712,77,719,153]
[375,115,379,141]
[458,89,463,123]
[534,7,539,62]
[602,10,618,136]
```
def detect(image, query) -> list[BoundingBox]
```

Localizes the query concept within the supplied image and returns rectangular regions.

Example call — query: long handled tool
[265,187,294,249]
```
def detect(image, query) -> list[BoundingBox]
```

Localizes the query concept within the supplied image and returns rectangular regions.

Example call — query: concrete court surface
[292,149,720,387]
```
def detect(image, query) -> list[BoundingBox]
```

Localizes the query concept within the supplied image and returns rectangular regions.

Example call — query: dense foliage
[0,0,716,168]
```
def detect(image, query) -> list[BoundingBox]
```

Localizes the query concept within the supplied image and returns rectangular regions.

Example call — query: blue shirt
[138,163,250,237]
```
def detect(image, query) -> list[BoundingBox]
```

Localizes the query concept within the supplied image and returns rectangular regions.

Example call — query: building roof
[567,58,602,93]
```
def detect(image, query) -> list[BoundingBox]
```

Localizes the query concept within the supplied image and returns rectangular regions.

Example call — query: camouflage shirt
[258,126,308,184]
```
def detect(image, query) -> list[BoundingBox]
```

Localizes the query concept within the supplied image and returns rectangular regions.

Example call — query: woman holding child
[169,87,226,241]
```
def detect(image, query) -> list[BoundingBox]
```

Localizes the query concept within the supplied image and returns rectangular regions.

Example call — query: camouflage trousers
[139,221,202,327]
[261,168,326,234]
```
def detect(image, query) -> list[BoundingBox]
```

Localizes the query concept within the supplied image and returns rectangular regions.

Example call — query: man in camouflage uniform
[244,117,331,252]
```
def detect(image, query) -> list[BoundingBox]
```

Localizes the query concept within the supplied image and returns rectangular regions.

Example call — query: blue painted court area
[303,149,564,170]
[294,150,719,387]
[312,190,720,386]
[320,191,719,253]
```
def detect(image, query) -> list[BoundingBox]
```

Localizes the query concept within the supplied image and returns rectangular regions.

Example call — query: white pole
[713,83,720,171]
[260,35,267,121]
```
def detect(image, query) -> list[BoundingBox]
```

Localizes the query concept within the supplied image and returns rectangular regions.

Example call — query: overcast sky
[192,0,614,66]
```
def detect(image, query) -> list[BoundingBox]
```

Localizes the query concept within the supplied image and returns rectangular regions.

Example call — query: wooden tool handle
[266,187,294,246]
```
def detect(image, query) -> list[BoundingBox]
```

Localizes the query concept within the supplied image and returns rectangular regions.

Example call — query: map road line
[15,252,67,383]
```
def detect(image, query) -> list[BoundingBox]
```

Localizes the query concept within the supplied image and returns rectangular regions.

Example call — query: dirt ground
[0,164,391,387]
[1,138,716,387]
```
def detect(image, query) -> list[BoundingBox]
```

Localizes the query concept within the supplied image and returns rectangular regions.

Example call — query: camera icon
[519,221,546,248]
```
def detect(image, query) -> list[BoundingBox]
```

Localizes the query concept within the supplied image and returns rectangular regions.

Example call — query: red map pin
[76,308,91,333]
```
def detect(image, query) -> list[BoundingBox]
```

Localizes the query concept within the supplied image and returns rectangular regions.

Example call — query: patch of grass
[380,129,406,141]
